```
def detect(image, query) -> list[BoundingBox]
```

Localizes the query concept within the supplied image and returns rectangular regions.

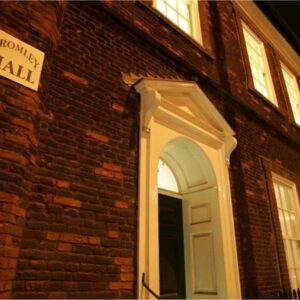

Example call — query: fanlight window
[158,159,179,193]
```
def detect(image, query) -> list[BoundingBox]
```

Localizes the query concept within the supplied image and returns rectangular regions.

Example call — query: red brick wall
[0,1,299,299]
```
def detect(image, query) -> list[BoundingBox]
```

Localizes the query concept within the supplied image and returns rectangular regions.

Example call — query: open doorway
[134,78,240,299]
[157,138,220,298]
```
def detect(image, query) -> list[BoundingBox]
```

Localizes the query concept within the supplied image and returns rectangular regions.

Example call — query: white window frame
[153,0,202,44]
[272,172,300,289]
[280,62,300,126]
[242,22,277,106]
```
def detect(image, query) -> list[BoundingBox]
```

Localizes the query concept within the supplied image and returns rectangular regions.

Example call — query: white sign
[0,30,45,91]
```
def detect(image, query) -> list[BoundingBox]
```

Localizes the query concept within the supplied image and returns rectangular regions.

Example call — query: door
[159,194,186,299]
[182,188,221,298]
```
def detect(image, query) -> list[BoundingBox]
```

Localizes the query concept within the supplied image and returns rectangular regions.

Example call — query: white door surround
[134,79,241,299]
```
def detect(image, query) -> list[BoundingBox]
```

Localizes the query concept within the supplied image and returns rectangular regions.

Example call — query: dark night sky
[256,1,300,54]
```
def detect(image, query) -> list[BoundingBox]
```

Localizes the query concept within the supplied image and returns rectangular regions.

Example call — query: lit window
[242,23,277,105]
[281,63,300,126]
[272,173,300,289]
[154,0,202,44]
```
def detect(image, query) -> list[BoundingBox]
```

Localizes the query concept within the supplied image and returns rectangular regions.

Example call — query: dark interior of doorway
[159,194,186,299]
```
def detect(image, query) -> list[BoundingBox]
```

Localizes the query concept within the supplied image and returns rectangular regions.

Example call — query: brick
[46,231,59,241]
[88,237,101,245]
[0,234,13,246]
[30,260,46,270]
[0,149,28,165]
[0,269,16,281]
[108,231,119,238]
[54,196,82,208]
[11,118,34,131]
[27,131,39,147]
[7,96,38,115]
[2,203,26,218]
[112,103,126,113]
[121,265,134,273]
[56,180,70,188]
[103,163,122,172]
[114,173,124,180]
[95,168,114,178]
[48,291,67,298]
[2,280,13,291]
[59,233,88,244]
[86,130,110,143]
[0,212,16,224]
[114,257,133,265]
[0,192,20,205]
[0,224,22,237]
[0,291,11,298]
[108,281,133,290]
[30,155,37,165]
[8,259,17,269]
[114,201,129,209]
[57,242,72,252]
[4,132,30,148]
[120,273,135,281]
[64,71,88,86]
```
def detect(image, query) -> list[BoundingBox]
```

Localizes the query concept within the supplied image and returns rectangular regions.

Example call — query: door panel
[191,232,217,293]
[159,194,186,299]
[183,188,219,298]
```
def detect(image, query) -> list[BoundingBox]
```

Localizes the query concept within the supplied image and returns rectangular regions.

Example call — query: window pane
[178,0,189,18]
[179,17,190,34]
[279,185,287,210]
[285,240,294,267]
[281,64,300,125]
[166,6,178,24]
[285,211,292,237]
[279,209,287,236]
[157,0,167,14]
[167,0,176,9]
[290,269,297,290]
[292,241,300,268]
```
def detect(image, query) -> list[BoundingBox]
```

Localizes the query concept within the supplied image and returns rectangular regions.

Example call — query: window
[158,159,179,192]
[242,23,277,105]
[281,63,300,126]
[272,173,300,289]
[154,0,202,44]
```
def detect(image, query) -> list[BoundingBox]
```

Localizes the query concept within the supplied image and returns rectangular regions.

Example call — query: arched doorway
[158,138,222,299]
[134,79,241,299]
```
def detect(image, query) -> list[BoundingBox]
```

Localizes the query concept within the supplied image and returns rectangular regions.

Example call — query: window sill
[136,1,214,61]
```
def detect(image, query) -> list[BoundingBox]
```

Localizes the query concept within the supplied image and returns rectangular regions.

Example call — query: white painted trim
[234,1,300,77]
[135,79,241,299]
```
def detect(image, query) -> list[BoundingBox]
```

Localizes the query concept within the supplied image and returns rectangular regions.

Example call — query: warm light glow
[242,23,277,105]
[156,0,191,35]
[273,177,300,289]
[158,159,179,192]
[281,63,300,125]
